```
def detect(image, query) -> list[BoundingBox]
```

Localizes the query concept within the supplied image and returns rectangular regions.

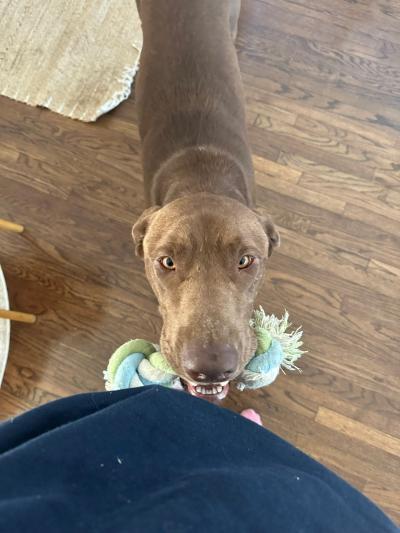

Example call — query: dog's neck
[149,145,254,207]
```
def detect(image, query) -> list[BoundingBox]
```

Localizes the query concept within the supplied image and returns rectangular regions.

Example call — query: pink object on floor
[240,408,263,426]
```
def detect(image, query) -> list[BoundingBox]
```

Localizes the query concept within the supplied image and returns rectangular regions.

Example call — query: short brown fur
[133,0,279,381]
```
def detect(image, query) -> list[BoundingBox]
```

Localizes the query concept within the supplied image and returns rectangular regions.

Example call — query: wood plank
[257,184,400,269]
[315,407,400,457]
[256,0,400,64]
[253,155,347,215]
[258,188,399,286]
[247,83,399,147]
[0,389,32,420]
[344,202,399,236]
[253,154,302,182]
[283,380,400,439]
[243,70,400,139]
[300,172,400,223]
[250,122,377,180]
[254,110,400,173]
[256,0,400,44]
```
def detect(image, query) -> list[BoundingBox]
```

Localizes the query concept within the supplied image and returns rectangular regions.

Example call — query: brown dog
[132,0,279,399]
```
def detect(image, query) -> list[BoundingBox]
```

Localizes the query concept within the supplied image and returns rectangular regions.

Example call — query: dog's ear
[254,207,280,257]
[132,206,161,258]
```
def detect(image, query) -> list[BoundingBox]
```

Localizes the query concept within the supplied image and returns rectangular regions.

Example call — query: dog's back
[136,0,254,205]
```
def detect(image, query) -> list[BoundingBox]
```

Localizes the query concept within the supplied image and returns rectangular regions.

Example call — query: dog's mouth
[181,380,230,400]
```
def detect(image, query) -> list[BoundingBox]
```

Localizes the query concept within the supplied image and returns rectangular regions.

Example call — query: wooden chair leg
[0,309,36,324]
[0,219,24,233]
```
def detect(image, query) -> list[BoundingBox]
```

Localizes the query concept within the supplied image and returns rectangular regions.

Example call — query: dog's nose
[182,343,239,383]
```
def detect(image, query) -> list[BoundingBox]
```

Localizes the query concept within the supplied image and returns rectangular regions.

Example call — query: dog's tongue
[187,382,229,401]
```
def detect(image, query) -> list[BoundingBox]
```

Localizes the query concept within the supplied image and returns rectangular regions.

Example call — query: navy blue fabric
[0,387,397,533]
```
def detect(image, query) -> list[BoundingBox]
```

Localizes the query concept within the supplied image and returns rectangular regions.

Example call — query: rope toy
[104,307,305,392]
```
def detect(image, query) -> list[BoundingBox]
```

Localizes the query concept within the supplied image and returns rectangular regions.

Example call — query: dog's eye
[159,256,176,271]
[238,255,255,269]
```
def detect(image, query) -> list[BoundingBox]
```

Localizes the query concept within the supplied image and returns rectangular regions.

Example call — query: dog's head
[132,193,279,399]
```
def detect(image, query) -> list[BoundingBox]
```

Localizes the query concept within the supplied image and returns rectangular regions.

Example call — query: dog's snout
[182,343,239,383]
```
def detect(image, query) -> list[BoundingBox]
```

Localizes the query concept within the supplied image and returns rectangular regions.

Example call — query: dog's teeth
[194,383,225,396]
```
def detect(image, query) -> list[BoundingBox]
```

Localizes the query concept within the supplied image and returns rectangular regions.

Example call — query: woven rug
[0,0,142,121]
[0,265,10,387]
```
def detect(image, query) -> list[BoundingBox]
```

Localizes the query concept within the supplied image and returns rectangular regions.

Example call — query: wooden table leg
[0,219,24,233]
[0,309,36,323]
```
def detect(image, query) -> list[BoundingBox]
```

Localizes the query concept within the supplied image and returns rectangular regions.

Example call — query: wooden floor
[1,0,399,523]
